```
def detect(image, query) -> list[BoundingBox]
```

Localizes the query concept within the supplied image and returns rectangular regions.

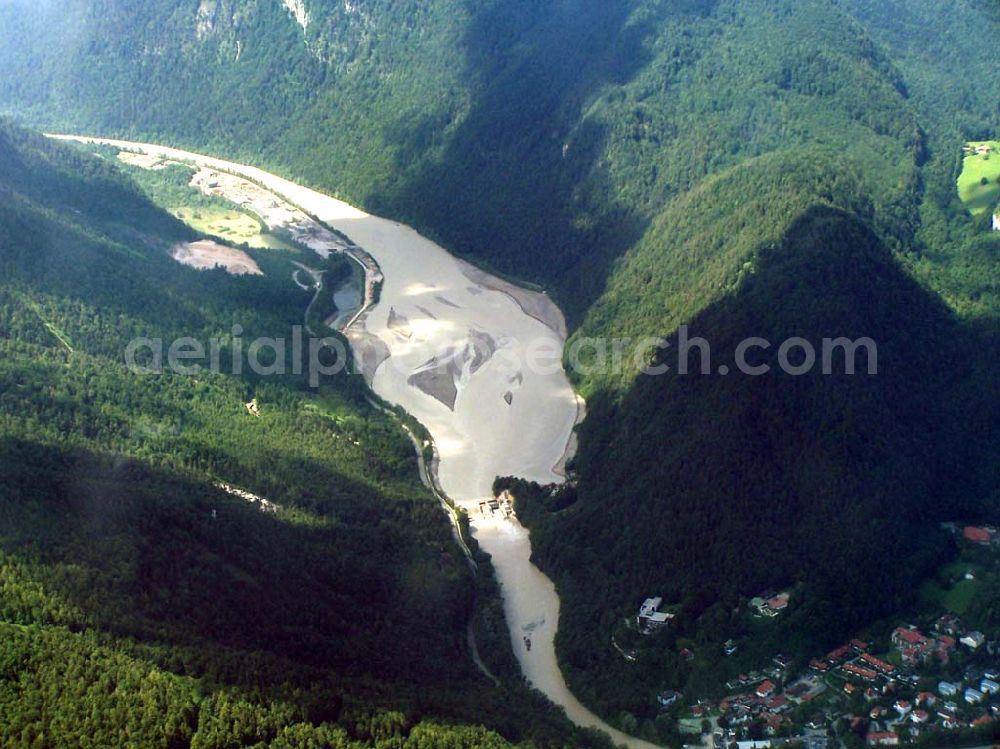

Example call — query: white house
[737,741,772,749]
[981,678,1000,696]
[657,690,681,707]
[964,687,984,705]
[960,631,985,649]
[638,597,674,633]
[938,681,960,697]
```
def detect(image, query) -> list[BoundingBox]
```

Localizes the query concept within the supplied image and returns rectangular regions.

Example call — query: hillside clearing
[957,141,1000,215]
[171,206,292,249]
[171,240,263,276]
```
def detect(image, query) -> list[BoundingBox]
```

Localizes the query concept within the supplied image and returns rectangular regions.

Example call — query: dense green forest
[502,198,994,733]
[0,0,998,739]
[0,122,612,748]
[1,0,995,323]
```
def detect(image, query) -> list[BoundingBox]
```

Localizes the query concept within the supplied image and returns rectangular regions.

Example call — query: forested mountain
[0,122,608,748]
[1,0,996,322]
[508,196,994,721]
[0,0,997,740]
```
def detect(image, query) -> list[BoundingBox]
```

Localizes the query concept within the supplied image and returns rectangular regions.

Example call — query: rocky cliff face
[280,0,310,31]
[187,0,378,64]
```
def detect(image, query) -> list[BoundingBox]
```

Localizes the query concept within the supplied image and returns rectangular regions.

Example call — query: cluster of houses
[671,612,1000,748]
[712,668,821,736]
[808,639,902,679]
[963,143,995,157]
[890,625,959,667]
[891,618,989,662]
[937,674,1000,705]
[655,534,1000,747]
[851,666,1000,744]
[809,617,999,743]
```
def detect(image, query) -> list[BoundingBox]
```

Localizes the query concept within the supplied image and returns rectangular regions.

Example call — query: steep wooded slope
[0,0,997,739]
[0,121,603,749]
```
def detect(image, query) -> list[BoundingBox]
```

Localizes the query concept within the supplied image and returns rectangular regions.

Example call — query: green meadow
[920,561,984,615]
[957,141,1000,215]
[171,206,292,249]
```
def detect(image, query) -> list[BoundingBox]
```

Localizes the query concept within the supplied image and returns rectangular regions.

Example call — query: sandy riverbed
[51,134,662,749]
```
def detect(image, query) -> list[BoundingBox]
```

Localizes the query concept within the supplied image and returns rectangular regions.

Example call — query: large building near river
[638,597,674,633]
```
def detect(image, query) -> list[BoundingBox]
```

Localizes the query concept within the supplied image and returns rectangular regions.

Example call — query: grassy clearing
[18,294,75,352]
[246,232,297,250]
[174,207,257,240]
[957,142,1000,215]
[920,561,983,615]
[922,578,980,615]
[172,207,296,250]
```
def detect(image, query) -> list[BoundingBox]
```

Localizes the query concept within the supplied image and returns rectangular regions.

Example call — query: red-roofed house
[893,627,927,647]
[768,695,790,713]
[893,627,935,664]
[827,645,852,663]
[765,713,788,734]
[756,680,777,698]
[844,663,879,682]
[917,692,937,707]
[764,593,790,616]
[861,653,897,675]
[867,732,899,746]
[964,526,993,544]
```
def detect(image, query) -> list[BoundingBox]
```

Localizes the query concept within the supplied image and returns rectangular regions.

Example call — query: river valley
[51,135,663,749]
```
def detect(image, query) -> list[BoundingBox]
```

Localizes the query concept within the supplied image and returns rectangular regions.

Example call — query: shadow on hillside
[368,0,719,326]
[526,204,997,702]
[0,437,472,697]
